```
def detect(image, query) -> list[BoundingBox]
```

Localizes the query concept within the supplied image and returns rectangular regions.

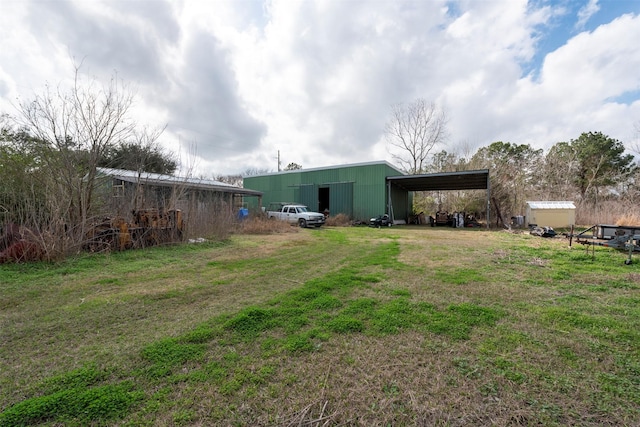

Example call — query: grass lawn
[1,226,639,426]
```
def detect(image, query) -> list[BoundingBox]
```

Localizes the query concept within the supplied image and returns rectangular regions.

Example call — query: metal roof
[244,160,404,177]
[386,169,490,192]
[526,201,575,210]
[96,167,263,197]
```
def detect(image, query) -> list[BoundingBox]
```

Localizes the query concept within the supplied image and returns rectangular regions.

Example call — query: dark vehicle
[530,226,556,238]
[370,214,392,228]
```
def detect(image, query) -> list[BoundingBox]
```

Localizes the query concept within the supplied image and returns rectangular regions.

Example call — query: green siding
[244,162,408,222]
[299,184,318,211]
[329,182,353,217]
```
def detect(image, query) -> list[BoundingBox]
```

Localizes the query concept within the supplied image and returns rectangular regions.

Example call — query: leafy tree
[284,162,302,171]
[385,99,447,174]
[0,125,49,225]
[99,137,177,175]
[429,150,460,173]
[569,132,636,203]
[472,142,542,226]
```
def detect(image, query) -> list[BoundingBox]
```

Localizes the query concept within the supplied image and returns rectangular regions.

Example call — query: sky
[1,0,639,176]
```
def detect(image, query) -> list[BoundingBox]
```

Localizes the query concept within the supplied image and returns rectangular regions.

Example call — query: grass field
[1,226,639,426]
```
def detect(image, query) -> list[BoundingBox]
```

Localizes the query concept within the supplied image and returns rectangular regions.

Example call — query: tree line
[2,76,638,261]
[386,99,639,226]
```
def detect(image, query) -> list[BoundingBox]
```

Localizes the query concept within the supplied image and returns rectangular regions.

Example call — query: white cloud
[576,0,600,29]
[0,0,638,176]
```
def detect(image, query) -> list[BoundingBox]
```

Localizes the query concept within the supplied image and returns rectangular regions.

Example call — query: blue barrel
[237,208,249,221]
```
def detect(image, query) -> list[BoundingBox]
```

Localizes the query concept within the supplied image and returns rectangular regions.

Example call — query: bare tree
[242,167,272,177]
[631,120,640,155]
[214,174,243,187]
[13,65,138,253]
[535,142,579,201]
[385,99,447,174]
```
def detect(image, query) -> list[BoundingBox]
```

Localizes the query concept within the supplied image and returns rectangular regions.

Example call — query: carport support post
[387,180,394,222]
[486,177,491,229]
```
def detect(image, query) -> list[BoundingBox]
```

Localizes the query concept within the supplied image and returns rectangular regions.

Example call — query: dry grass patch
[236,215,300,234]
[615,213,640,227]
[324,213,352,227]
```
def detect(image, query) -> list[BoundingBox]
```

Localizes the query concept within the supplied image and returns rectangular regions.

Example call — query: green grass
[1,228,639,425]
[0,364,142,426]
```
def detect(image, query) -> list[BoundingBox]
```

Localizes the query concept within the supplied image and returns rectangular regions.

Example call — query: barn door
[299,184,318,211]
[329,182,353,217]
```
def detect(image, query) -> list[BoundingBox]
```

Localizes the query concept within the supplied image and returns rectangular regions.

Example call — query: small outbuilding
[525,201,576,229]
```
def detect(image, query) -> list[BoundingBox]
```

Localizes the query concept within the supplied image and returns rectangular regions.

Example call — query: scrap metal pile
[0,223,44,263]
[0,208,185,263]
[85,208,184,252]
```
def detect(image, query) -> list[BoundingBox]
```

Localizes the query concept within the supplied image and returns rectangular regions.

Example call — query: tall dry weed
[576,200,638,225]
[183,202,236,241]
[615,213,640,227]
[236,215,299,234]
[324,213,352,227]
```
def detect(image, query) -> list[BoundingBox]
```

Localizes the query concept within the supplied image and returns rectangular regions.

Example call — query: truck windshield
[296,207,308,213]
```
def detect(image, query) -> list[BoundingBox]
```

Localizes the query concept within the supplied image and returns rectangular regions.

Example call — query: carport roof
[387,169,490,192]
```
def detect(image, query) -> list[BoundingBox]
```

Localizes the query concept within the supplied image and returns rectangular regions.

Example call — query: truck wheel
[298,219,307,228]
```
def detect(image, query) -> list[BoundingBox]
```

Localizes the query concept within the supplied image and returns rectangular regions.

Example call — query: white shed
[525,201,576,228]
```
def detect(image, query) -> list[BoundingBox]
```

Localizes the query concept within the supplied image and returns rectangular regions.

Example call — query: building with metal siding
[243,161,409,222]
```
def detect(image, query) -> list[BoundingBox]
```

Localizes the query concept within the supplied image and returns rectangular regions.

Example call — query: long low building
[93,167,263,227]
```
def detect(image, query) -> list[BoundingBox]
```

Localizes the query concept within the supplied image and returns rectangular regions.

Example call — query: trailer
[568,224,640,265]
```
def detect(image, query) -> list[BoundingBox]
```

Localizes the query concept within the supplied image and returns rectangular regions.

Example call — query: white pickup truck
[267,203,325,228]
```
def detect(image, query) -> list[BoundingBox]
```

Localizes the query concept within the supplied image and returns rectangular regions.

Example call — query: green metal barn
[243,161,410,222]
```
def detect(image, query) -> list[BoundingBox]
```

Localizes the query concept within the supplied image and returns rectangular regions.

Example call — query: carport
[386,169,490,227]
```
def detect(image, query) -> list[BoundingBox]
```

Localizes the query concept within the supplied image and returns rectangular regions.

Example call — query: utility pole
[276,150,281,172]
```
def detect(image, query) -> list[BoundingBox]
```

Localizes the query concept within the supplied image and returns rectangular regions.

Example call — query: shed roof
[386,169,490,192]
[526,201,576,210]
[96,167,263,197]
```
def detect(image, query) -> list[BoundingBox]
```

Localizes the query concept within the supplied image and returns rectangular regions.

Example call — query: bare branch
[10,66,146,254]
[385,99,447,174]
